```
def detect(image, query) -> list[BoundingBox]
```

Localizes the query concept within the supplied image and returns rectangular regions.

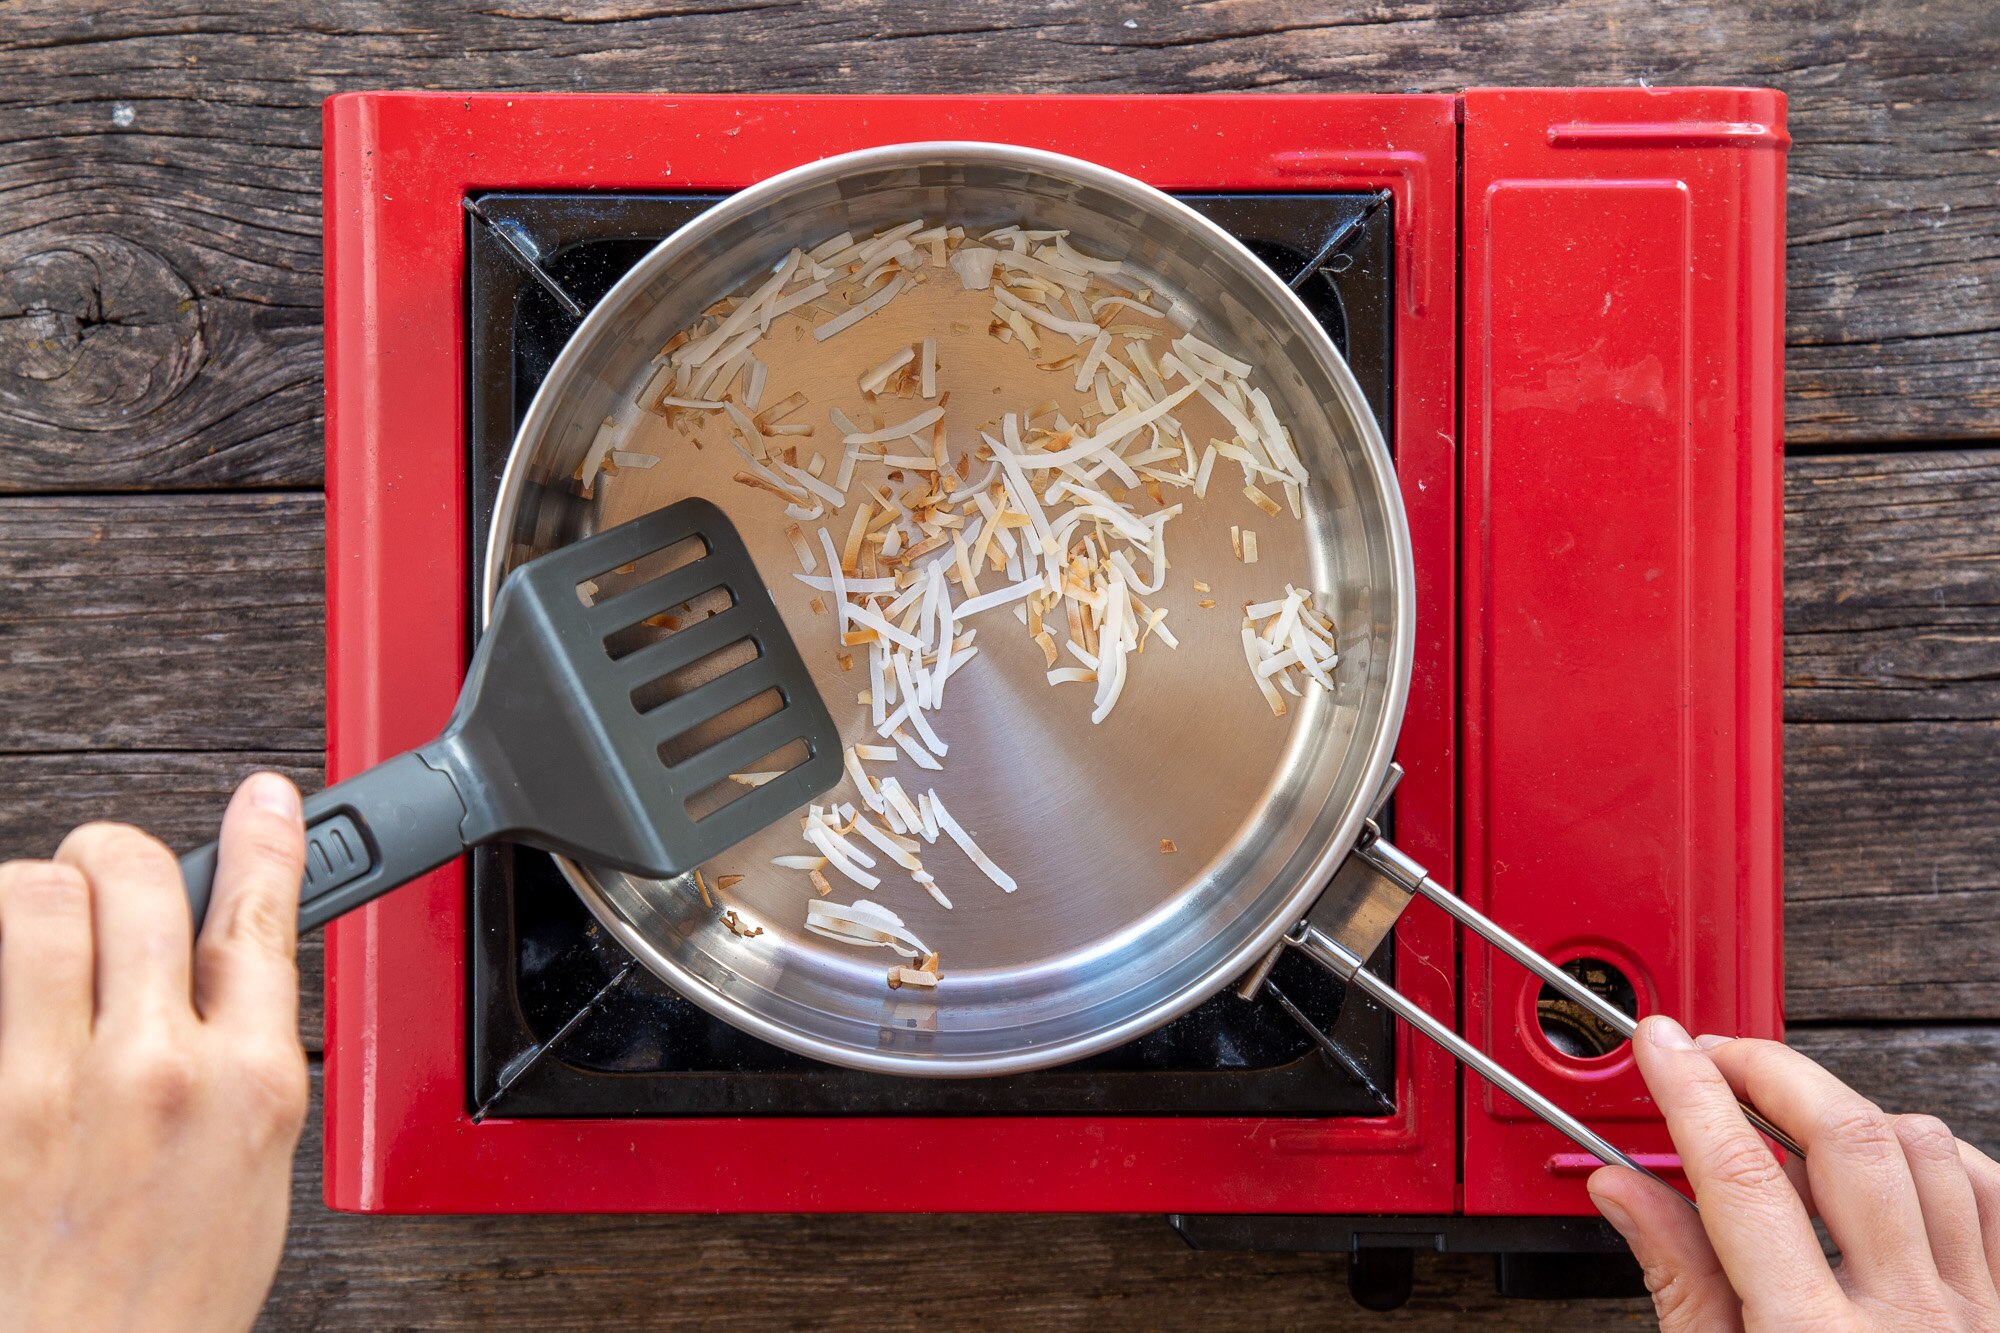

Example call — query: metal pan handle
[1288,910,1691,1204]
[1255,768,1800,1210]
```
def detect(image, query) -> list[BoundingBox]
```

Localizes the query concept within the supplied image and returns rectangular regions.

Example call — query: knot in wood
[0,233,204,432]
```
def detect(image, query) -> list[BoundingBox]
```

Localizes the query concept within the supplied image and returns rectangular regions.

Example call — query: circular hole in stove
[1536,957,1637,1059]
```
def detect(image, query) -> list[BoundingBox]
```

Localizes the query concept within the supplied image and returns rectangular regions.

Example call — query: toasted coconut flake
[1244,483,1283,518]
[729,771,785,787]
[720,909,763,938]
[786,522,818,574]
[928,792,1017,894]
[815,274,907,342]
[889,727,943,770]
[806,898,930,960]
[754,389,808,431]
[1230,525,1243,561]
[805,820,881,890]
[1242,529,1259,563]
[809,868,835,897]
[912,869,953,909]
[773,854,828,871]
[841,503,871,574]
[887,965,940,989]
[716,874,745,891]
[844,406,945,446]
[692,869,714,907]
[860,344,917,395]
[1159,839,1178,854]
[850,810,924,872]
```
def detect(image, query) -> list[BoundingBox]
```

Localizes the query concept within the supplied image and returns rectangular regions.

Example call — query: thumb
[1589,1165,1744,1332]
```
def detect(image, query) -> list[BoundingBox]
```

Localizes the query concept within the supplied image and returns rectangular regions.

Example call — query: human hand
[1590,1015,2000,1331]
[0,773,309,1333]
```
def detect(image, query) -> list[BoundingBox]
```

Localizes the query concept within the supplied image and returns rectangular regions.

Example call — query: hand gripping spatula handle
[179,500,843,932]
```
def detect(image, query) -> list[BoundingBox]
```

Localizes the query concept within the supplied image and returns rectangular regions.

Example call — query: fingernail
[1647,1016,1694,1050]
[1696,1033,1732,1050]
[246,772,300,818]
[1589,1188,1638,1239]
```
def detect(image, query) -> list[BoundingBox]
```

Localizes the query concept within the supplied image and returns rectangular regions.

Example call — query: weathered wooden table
[3,3,1997,1326]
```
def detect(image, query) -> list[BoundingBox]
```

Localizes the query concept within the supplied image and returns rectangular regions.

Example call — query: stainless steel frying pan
[482,143,1786,1181]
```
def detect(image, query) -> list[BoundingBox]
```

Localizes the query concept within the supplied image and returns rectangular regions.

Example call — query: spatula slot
[682,737,814,823]
[656,684,785,769]
[603,584,736,660]
[630,636,762,717]
[575,533,709,607]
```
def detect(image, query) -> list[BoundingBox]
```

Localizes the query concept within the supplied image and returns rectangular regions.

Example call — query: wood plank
[3,1,1998,489]
[0,750,324,1051]
[1786,450,2000,724]
[1780,447,2000,1022]
[1791,1025,2000,1148]
[259,1026,2000,1328]
[0,492,324,752]
[1785,720,2000,1021]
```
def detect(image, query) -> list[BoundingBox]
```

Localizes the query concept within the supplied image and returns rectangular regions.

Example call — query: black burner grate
[466,192,1398,1118]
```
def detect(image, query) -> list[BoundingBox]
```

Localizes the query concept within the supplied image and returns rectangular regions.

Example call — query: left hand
[0,773,310,1332]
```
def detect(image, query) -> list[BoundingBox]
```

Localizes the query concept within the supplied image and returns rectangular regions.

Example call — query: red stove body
[321,90,1786,1217]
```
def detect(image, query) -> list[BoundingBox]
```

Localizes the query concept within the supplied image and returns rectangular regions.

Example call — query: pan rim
[482,140,1415,1076]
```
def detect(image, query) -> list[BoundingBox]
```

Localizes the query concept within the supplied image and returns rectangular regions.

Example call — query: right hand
[1590,1016,2000,1331]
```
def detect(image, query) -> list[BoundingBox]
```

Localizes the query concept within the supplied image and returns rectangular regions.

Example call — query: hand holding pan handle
[1244,765,1801,1210]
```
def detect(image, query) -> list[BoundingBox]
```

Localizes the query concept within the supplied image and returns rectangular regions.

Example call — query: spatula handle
[179,750,471,934]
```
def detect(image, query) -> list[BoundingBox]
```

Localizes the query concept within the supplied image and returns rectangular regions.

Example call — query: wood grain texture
[2,0,1998,489]
[1786,450,2000,724]
[0,491,324,752]
[254,1026,2000,1329]
[1792,1025,2000,1149]
[1785,720,2000,1021]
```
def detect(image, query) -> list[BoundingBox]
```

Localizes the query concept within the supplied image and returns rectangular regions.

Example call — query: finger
[1702,1036,1936,1300]
[1589,1164,1743,1332]
[1633,1017,1845,1322]
[0,860,95,1067]
[1956,1140,2000,1294]
[194,773,304,1036]
[55,822,192,1025]
[1782,1150,1819,1219]
[1892,1115,1996,1304]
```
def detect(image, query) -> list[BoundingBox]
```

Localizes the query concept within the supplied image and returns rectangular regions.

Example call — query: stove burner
[466,191,1398,1119]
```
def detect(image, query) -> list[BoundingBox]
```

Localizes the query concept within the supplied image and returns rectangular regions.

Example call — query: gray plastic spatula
[179,498,843,931]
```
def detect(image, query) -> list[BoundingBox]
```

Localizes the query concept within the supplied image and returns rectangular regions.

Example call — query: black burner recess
[466,192,1398,1118]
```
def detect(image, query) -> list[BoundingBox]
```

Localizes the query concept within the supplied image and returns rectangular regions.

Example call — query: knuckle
[1894,1113,1959,1162]
[0,1064,76,1131]
[1704,1133,1790,1196]
[0,860,88,917]
[57,820,175,877]
[219,888,297,956]
[1815,1102,1901,1163]
[112,1039,204,1118]
[1641,1264,1704,1324]
[232,1040,309,1135]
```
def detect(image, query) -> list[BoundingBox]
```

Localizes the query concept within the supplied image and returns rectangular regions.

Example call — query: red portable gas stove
[322,89,1785,1304]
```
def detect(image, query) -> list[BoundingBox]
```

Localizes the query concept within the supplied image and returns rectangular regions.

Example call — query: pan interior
[486,145,1409,1075]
